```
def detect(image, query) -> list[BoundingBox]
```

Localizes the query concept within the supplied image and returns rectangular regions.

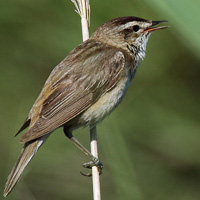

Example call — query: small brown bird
[4,16,168,196]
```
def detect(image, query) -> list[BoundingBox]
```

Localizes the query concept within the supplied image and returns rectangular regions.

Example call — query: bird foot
[80,157,103,177]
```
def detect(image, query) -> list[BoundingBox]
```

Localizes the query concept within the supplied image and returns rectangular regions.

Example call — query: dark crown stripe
[109,16,148,26]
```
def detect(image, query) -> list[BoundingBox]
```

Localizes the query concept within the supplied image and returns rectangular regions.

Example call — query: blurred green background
[1,0,200,199]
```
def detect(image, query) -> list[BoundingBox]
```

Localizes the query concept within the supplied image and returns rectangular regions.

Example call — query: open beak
[145,20,169,33]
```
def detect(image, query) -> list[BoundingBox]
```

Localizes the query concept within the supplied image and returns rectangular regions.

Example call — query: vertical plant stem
[80,0,89,41]
[81,16,89,41]
[71,1,101,200]
[90,125,101,200]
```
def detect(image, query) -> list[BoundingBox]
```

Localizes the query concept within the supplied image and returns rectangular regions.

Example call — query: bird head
[92,16,168,59]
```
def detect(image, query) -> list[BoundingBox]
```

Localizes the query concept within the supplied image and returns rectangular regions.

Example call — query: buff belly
[78,75,131,126]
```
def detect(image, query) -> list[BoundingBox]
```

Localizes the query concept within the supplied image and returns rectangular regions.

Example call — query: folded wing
[20,39,126,143]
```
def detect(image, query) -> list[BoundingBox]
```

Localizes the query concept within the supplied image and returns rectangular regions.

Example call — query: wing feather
[20,39,126,143]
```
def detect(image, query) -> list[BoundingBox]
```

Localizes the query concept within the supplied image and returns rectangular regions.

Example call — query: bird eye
[132,25,140,32]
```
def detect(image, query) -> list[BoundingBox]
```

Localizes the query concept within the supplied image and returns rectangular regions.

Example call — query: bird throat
[127,34,150,60]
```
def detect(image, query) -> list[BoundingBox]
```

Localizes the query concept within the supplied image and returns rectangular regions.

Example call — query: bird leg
[64,127,103,176]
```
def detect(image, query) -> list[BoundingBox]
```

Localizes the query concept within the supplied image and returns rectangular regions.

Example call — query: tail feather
[4,134,50,197]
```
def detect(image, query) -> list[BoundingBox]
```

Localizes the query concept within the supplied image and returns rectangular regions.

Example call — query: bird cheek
[129,36,137,44]
[124,32,132,40]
